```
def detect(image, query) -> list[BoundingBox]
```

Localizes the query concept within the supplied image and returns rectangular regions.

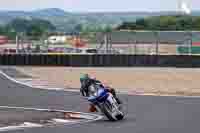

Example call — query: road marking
[0,71,65,91]
[0,106,103,132]
[0,71,103,132]
[2,70,200,98]
[0,123,43,132]
[0,106,102,120]
[52,119,76,123]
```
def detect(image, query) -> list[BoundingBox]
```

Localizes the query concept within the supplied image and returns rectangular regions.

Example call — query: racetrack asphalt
[1,69,200,133]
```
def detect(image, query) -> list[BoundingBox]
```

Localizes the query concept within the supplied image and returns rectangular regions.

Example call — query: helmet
[80,74,90,82]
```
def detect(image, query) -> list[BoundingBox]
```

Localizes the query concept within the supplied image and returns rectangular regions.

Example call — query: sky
[0,0,199,12]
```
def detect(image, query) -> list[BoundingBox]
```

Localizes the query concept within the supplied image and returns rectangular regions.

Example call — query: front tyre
[116,113,124,120]
[101,102,116,121]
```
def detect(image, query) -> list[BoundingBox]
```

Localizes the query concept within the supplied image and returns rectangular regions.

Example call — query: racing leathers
[80,78,121,112]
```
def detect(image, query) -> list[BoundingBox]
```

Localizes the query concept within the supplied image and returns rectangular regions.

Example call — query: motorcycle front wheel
[101,101,117,121]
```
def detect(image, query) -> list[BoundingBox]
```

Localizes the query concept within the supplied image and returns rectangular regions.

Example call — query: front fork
[106,93,119,111]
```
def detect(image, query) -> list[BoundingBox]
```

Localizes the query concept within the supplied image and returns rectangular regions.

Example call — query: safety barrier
[0,54,200,67]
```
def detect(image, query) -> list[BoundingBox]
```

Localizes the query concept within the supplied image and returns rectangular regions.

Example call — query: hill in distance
[0,8,199,32]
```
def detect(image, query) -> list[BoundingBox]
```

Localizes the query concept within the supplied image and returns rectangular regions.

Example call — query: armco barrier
[191,56,200,67]
[157,55,193,67]
[0,54,200,67]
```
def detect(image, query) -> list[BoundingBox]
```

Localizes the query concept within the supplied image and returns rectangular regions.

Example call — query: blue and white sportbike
[87,83,124,121]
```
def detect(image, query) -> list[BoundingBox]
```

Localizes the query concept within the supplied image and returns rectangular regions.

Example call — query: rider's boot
[89,104,98,112]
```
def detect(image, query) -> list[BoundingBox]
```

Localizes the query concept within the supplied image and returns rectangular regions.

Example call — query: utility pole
[154,31,159,55]
[189,32,193,55]
[16,35,19,54]
[104,33,108,54]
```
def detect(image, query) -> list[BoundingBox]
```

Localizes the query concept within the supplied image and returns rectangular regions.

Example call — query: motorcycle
[87,83,124,121]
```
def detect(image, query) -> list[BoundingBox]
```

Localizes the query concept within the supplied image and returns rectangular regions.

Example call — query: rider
[80,74,121,112]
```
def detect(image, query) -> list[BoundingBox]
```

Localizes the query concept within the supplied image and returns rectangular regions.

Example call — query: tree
[2,18,56,39]
[27,25,43,38]
[29,18,56,31]
[116,22,137,30]
[193,17,200,30]
[116,15,200,31]
[0,26,5,34]
[158,16,177,30]
[6,18,29,33]
[135,18,148,30]
[74,24,83,33]
[3,26,17,39]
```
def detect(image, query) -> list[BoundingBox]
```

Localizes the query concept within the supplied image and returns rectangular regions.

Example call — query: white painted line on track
[0,106,103,132]
[22,122,43,127]
[0,106,103,121]
[2,70,200,99]
[52,119,76,123]
[0,71,103,131]
[0,71,66,91]
[0,123,43,132]
[1,70,200,98]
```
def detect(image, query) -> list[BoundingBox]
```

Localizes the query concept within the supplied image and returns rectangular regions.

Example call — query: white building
[46,36,69,44]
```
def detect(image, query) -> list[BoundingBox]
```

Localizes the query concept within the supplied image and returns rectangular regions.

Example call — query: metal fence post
[189,32,193,55]
[155,31,159,55]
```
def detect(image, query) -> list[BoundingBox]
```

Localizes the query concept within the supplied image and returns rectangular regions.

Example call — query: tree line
[0,18,113,39]
[116,15,200,31]
[0,18,56,39]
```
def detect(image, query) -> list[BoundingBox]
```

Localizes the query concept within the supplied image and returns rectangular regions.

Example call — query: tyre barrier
[0,54,200,67]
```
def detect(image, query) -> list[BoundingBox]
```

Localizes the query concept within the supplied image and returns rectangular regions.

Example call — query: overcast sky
[0,0,199,12]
